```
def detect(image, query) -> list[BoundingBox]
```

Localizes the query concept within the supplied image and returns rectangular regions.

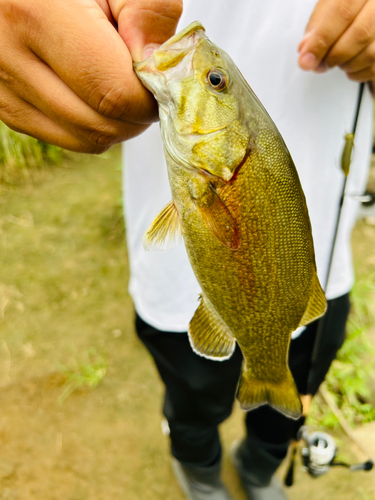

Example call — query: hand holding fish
[299,0,375,85]
[0,0,181,152]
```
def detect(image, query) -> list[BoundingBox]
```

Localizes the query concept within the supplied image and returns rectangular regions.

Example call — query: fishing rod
[285,82,374,486]
[310,82,365,371]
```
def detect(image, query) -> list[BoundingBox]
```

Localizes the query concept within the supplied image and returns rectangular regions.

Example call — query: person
[0,1,373,499]
[122,2,373,500]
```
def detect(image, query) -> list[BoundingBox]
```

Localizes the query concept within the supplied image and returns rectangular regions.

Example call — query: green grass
[0,121,62,188]
[57,348,107,405]
[310,273,375,428]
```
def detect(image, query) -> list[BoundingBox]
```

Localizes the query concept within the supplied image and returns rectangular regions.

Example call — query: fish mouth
[160,21,205,49]
[134,21,207,110]
[134,21,206,75]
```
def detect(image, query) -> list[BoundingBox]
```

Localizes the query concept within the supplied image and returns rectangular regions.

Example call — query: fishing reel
[284,426,373,486]
[300,427,373,477]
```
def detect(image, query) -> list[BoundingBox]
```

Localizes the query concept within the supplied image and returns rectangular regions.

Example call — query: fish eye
[207,68,228,91]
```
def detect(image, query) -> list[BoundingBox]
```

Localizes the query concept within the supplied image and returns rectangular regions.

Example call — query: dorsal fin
[188,296,236,360]
[143,200,182,251]
[298,274,327,327]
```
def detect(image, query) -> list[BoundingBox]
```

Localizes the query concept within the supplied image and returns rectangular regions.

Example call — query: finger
[110,0,183,61]
[4,50,148,150]
[340,42,375,73]
[23,0,156,123]
[298,0,366,71]
[0,84,98,153]
[325,0,375,68]
[94,0,116,24]
[346,66,375,82]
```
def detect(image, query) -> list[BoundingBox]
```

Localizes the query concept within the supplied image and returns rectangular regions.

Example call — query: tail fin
[236,369,302,420]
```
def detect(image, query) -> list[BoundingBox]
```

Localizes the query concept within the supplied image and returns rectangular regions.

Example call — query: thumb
[108,0,183,61]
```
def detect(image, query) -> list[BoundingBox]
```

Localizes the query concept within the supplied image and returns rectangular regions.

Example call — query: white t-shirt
[123,0,373,335]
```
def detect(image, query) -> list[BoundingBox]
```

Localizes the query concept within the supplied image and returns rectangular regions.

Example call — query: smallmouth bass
[134,21,327,419]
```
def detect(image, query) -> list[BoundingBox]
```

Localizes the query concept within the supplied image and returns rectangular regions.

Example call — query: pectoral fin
[143,200,182,251]
[188,176,239,250]
[298,274,327,327]
[194,181,240,250]
[188,296,236,361]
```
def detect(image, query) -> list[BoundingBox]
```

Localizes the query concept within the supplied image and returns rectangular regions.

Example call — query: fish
[134,21,327,419]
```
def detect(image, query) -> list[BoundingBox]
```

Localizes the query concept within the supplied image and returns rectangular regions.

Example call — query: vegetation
[310,273,375,428]
[0,121,62,188]
[57,348,107,405]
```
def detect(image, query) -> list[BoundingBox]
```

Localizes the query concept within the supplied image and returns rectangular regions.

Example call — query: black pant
[135,293,350,467]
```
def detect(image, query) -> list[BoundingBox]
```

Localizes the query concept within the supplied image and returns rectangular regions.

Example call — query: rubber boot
[231,440,289,500]
[172,458,233,500]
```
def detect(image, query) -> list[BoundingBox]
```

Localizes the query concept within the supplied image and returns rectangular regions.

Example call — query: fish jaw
[134,22,210,174]
[134,21,206,113]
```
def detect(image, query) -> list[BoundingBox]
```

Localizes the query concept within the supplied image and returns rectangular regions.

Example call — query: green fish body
[135,21,327,419]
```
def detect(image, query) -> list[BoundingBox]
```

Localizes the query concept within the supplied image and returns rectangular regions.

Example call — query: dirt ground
[0,145,374,500]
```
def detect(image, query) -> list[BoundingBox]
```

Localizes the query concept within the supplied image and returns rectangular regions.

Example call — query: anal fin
[188,296,236,361]
[143,200,182,251]
[299,274,327,327]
